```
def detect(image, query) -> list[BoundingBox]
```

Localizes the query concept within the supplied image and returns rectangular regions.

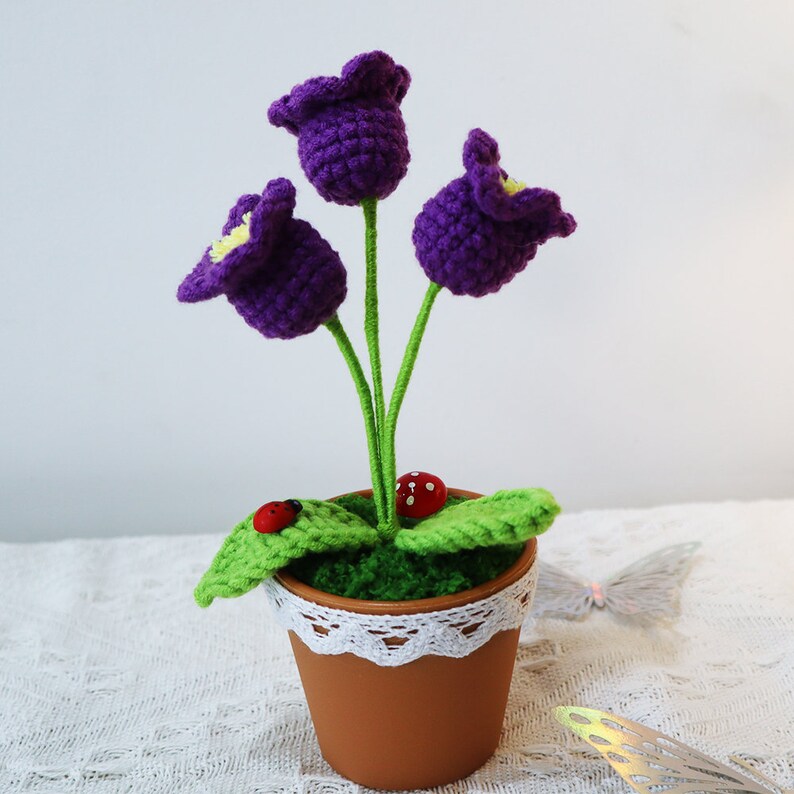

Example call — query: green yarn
[324,315,387,528]
[394,488,560,555]
[329,200,443,538]
[194,490,560,606]
[332,492,381,528]
[288,542,524,601]
[382,282,443,530]
[194,499,379,607]
[361,197,387,488]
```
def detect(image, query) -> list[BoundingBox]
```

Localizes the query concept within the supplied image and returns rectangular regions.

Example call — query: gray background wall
[1,1,792,542]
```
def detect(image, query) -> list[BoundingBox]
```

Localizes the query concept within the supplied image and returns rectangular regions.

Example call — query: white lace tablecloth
[2,500,793,793]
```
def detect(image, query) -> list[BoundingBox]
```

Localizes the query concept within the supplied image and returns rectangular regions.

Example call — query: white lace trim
[261,564,538,667]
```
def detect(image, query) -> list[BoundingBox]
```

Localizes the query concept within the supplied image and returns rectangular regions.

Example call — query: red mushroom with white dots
[395,471,448,519]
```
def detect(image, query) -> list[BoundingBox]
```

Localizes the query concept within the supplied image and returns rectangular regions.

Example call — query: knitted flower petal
[268,51,411,205]
[227,218,347,339]
[412,129,576,297]
[177,179,296,303]
[177,179,347,339]
[463,129,576,230]
[222,193,262,235]
[268,51,410,132]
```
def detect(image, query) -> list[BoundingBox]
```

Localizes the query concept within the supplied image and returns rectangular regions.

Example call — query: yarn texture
[268,51,411,205]
[412,128,576,297]
[177,178,347,339]
[288,538,522,600]
[395,488,560,554]
[194,500,379,607]
[195,490,557,606]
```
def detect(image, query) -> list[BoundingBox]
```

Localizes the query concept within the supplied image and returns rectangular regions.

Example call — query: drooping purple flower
[268,51,411,206]
[412,129,576,297]
[177,178,347,339]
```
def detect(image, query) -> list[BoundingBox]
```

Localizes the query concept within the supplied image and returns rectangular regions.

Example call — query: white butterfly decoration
[532,542,701,621]
[555,706,791,793]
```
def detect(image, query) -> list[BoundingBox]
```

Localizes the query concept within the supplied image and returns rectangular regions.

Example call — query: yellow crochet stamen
[209,212,252,264]
[502,176,527,196]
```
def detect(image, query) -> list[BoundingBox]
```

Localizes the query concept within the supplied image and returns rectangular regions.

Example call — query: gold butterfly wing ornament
[533,542,701,621]
[554,706,790,793]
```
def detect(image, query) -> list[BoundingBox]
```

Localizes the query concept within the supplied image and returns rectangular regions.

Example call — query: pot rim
[274,487,538,616]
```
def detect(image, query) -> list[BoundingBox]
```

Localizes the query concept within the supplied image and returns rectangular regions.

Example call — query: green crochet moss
[288,542,525,601]
[286,490,557,600]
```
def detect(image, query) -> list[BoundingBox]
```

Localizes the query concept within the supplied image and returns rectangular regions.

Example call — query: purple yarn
[268,51,411,206]
[412,129,577,297]
[177,179,347,340]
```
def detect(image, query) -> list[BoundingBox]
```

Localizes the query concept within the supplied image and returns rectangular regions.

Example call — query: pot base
[288,627,522,791]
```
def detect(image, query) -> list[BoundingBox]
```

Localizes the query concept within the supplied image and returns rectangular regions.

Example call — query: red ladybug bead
[253,499,303,534]
[395,471,448,519]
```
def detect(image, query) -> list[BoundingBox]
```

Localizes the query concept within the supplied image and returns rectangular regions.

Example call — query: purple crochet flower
[268,51,411,206]
[412,129,576,297]
[177,179,347,339]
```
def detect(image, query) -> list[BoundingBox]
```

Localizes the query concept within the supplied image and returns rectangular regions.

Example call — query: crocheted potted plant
[179,52,576,791]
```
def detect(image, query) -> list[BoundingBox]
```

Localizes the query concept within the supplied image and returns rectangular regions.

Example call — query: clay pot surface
[275,488,538,790]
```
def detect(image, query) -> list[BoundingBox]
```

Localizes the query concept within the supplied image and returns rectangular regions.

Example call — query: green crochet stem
[324,314,387,531]
[332,200,442,536]
[361,197,386,463]
[382,281,443,531]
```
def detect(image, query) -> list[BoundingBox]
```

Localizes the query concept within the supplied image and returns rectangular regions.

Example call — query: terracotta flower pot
[268,488,539,790]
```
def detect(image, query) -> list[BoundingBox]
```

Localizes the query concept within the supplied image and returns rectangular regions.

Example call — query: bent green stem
[325,314,387,532]
[361,197,386,459]
[382,281,443,532]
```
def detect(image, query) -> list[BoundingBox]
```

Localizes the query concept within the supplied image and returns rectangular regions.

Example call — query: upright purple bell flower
[177,178,347,339]
[412,129,576,297]
[268,51,411,206]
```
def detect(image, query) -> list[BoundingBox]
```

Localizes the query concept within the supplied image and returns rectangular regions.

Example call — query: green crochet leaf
[393,488,560,556]
[194,500,380,607]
